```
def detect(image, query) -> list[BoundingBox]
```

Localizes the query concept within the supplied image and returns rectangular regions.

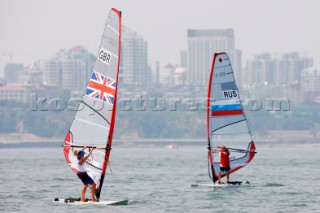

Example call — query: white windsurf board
[191,181,248,188]
[54,198,129,205]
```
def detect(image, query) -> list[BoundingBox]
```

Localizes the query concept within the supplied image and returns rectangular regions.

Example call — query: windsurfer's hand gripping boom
[210,146,257,153]
[79,147,95,165]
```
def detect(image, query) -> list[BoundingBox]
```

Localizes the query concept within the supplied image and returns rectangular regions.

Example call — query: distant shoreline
[0,139,319,149]
[2,133,319,146]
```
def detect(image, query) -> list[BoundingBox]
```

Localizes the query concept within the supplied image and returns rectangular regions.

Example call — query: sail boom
[210,146,257,153]
[63,144,111,150]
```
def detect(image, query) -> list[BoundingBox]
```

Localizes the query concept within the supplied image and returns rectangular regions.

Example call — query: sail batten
[63,8,122,200]
[206,52,256,183]
[74,118,110,130]
[106,25,120,35]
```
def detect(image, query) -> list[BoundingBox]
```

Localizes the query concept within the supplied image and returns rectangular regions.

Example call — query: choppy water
[0,145,319,212]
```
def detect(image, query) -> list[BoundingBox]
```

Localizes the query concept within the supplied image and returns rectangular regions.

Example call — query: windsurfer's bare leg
[91,182,97,202]
[81,184,88,202]
[226,173,230,183]
[218,172,222,183]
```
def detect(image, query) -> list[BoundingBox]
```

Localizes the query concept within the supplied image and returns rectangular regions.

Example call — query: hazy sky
[1,0,320,76]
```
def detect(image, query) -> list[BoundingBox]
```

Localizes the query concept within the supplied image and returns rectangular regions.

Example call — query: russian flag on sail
[211,104,243,116]
[85,71,116,104]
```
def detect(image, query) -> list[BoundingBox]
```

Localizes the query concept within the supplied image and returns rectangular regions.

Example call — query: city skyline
[0,44,316,107]
[1,0,320,77]
[1,44,315,87]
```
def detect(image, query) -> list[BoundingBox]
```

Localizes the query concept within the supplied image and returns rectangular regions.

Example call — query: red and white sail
[207,52,256,182]
[63,8,122,199]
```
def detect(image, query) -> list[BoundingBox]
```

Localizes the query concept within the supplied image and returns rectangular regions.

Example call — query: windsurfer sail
[63,8,122,200]
[206,52,256,183]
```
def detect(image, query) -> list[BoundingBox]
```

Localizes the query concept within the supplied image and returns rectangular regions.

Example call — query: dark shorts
[77,172,94,185]
[219,166,230,173]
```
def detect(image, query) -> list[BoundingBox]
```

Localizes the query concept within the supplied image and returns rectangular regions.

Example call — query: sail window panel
[87,168,102,184]
[210,115,246,132]
[213,155,249,171]
[70,119,109,145]
[213,149,251,169]
[211,120,249,135]
[221,82,237,91]
[101,29,119,56]
[86,156,104,183]
[84,150,105,182]
[90,157,102,170]
[210,115,249,135]
[210,137,252,164]
[210,134,252,146]
[87,150,104,170]
[230,154,251,165]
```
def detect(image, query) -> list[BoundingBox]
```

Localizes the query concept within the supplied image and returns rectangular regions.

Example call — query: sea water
[0,145,319,212]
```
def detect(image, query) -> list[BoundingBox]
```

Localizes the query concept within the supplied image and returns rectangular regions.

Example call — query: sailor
[74,147,97,202]
[217,146,230,184]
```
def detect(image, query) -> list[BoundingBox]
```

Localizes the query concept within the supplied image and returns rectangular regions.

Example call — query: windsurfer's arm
[88,148,95,156]
[73,146,87,156]
[79,148,95,164]
[80,146,87,152]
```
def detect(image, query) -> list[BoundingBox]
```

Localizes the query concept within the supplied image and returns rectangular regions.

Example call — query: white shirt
[77,160,87,173]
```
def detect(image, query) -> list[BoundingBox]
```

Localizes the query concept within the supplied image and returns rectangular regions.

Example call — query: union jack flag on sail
[85,71,116,104]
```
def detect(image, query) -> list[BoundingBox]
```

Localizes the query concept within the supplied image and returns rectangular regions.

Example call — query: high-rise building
[180,50,188,68]
[245,53,274,85]
[245,52,313,86]
[0,78,5,86]
[232,49,242,85]
[301,67,320,92]
[69,46,95,80]
[153,60,160,85]
[187,29,238,85]
[62,60,85,92]
[120,26,151,86]
[43,49,86,92]
[274,52,313,85]
[4,63,24,83]
[43,50,64,86]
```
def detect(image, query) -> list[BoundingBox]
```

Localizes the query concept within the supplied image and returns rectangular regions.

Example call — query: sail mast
[207,53,221,183]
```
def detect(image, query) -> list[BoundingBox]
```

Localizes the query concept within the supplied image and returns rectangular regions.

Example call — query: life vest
[219,151,230,167]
